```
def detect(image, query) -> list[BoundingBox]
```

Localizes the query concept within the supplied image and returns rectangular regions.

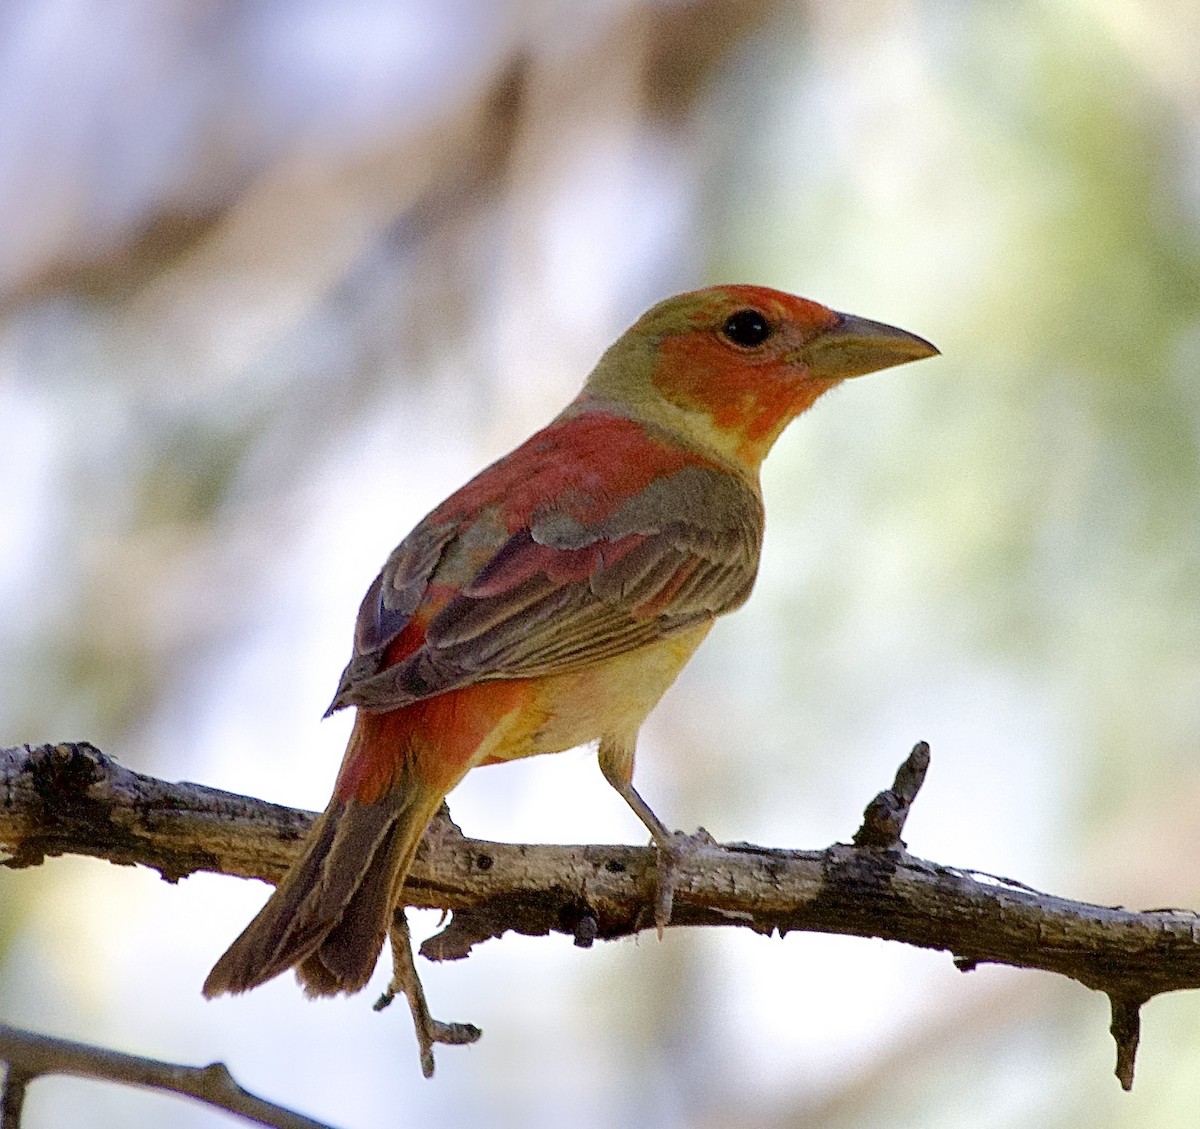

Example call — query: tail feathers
[295,818,406,995]
[203,784,442,999]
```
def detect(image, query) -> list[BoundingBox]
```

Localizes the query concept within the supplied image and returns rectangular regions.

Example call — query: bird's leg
[598,735,714,935]
[375,908,481,1078]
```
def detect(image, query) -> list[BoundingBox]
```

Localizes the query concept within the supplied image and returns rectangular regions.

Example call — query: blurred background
[2,0,1199,1125]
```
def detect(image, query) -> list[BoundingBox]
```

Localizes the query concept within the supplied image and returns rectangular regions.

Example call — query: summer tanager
[204,285,937,999]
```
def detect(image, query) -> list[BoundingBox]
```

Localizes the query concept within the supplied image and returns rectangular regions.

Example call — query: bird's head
[578,285,938,472]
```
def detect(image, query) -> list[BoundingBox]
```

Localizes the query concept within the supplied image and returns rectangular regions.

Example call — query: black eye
[721,308,771,348]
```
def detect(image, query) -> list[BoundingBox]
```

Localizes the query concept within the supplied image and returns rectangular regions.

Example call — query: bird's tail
[203,712,447,998]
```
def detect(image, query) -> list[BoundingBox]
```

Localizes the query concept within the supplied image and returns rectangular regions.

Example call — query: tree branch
[0,1024,335,1129]
[3,741,1198,1089]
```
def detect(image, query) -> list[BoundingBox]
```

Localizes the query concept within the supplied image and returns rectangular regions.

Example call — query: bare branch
[0,1024,335,1129]
[4,741,1199,1088]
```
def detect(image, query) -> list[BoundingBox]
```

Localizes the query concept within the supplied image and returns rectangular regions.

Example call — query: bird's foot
[650,827,717,937]
[375,909,481,1078]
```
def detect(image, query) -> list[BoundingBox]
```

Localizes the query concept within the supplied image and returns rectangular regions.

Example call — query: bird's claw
[379,909,481,1078]
[651,827,717,936]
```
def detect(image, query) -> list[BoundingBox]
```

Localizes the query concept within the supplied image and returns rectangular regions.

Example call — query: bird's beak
[804,312,939,380]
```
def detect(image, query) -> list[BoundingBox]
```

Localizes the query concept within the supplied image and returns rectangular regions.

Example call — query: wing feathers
[353,522,457,655]
[431,571,563,649]
[332,459,764,714]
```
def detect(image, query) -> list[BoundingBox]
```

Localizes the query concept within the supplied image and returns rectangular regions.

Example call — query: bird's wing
[328,459,763,714]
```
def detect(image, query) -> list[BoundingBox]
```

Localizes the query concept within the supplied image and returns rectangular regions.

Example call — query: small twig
[853,741,930,849]
[1,1065,30,1129]
[1109,995,1144,1091]
[373,910,482,1077]
[0,1024,333,1129]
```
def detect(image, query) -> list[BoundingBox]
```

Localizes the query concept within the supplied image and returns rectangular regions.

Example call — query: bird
[203,284,937,1000]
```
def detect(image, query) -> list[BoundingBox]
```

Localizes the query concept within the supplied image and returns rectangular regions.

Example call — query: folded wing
[328,462,764,714]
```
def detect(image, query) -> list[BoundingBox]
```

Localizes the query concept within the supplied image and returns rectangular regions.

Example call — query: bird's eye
[721,309,772,348]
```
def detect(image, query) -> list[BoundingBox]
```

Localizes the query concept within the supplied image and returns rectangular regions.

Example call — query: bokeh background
[3,1,1199,1126]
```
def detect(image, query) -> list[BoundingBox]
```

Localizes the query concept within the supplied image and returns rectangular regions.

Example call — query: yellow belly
[480,620,713,764]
